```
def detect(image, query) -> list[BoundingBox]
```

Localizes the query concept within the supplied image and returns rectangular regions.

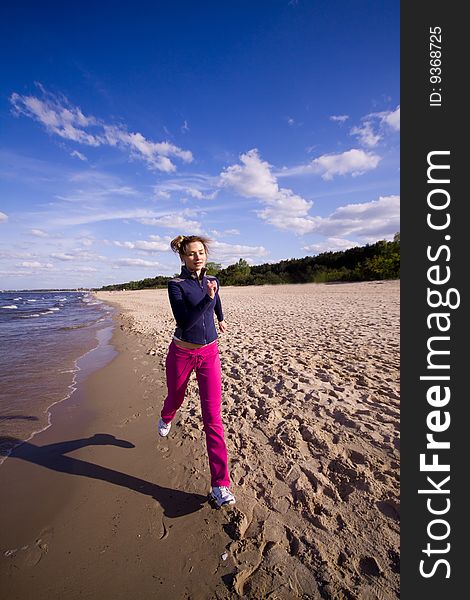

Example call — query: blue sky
[0,1,399,290]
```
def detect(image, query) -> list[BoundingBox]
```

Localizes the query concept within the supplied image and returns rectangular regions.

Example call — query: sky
[0,1,400,290]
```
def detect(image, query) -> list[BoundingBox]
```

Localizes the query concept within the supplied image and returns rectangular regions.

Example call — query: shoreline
[0,319,117,467]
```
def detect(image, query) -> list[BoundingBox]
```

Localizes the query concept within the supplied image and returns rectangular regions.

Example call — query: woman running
[158,235,235,508]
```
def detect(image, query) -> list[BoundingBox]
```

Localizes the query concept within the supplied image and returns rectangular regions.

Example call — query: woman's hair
[170,235,211,258]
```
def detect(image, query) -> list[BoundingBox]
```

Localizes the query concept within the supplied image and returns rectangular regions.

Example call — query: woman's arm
[214,278,224,322]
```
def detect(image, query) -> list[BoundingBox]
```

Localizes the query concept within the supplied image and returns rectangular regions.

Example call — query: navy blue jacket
[168,265,224,345]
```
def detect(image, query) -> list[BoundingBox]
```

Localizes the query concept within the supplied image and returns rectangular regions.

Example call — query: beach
[0,281,400,599]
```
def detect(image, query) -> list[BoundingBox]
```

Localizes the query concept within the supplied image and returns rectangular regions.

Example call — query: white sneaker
[210,486,236,508]
[158,418,171,437]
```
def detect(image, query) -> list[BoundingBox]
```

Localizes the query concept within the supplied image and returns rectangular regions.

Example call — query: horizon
[0,1,399,290]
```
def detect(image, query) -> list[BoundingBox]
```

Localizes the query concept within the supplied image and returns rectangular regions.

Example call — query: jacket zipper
[200,276,207,344]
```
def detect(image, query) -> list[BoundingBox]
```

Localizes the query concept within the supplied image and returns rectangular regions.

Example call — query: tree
[206,261,223,276]
[219,258,251,285]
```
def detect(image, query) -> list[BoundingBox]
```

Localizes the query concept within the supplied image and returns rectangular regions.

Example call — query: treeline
[99,275,170,291]
[97,235,399,291]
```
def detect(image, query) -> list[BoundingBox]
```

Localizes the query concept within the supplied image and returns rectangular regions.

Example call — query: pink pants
[161,340,230,487]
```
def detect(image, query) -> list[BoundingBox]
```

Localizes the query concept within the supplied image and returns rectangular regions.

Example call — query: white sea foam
[1,305,18,309]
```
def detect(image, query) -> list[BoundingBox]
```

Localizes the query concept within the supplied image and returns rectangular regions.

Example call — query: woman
[158,235,236,508]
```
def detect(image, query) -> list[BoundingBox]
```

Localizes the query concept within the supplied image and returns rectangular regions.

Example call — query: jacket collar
[180,264,207,280]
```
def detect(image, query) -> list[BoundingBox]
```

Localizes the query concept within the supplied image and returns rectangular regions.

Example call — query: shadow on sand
[1,433,207,518]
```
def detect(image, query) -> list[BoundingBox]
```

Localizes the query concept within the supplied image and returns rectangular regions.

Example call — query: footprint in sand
[6,528,53,568]
[377,499,400,521]
[119,411,141,427]
[359,555,383,577]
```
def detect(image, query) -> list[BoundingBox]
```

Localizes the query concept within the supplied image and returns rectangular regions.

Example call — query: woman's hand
[206,279,218,299]
[218,320,227,333]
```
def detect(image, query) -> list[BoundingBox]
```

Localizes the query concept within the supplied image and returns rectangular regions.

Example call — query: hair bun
[170,235,185,253]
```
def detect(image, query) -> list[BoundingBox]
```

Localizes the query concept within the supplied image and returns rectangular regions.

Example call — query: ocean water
[0,291,115,463]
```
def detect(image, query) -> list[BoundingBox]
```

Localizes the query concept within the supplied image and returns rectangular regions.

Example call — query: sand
[0,280,400,599]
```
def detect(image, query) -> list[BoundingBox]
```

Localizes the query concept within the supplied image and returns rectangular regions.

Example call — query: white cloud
[220,149,317,234]
[19,261,54,269]
[279,149,380,180]
[78,237,94,247]
[0,212,8,223]
[51,253,75,261]
[50,208,168,227]
[350,122,382,148]
[383,107,400,131]
[210,240,268,266]
[330,115,349,123]
[72,251,106,261]
[55,187,138,204]
[221,149,281,200]
[155,190,171,199]
[71,150,87,161]
[303,237,360,254]
[0,251,35,259]
[68,170,138,188]
[113,239,168,253]
[378,106,400,131]
[0,269,29,277]
[350,105,400,147]
[185,187,218,200]
[10,86,193,173]
[10,91,101,145]
[153,177,219,200]
[210,229,240,238]
[310,149,381,179]
[139,214,203,233]
[308,195,400,242]
[114,258,161,268]
[103,126,193,172]
[31,228,48,237]
[75,266,98,272]
[219,150,398,241]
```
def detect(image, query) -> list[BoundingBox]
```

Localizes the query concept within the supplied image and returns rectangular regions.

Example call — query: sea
[0,290,115,464]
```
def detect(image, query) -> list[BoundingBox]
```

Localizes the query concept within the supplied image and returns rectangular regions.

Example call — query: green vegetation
[97,235,400,291]
[99,275,170,292]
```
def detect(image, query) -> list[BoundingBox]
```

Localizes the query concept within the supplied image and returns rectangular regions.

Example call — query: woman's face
[182,241,207,272]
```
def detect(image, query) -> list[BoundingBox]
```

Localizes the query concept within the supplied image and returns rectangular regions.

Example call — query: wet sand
[0,281,400,599]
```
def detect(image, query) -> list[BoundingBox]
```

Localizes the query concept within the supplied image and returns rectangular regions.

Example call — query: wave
[1,305,18,309]
[59,320,98,331]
